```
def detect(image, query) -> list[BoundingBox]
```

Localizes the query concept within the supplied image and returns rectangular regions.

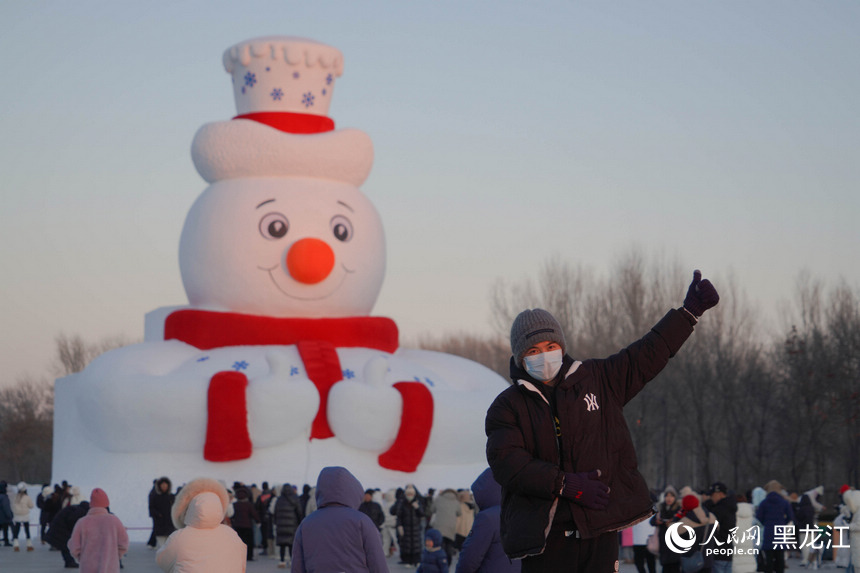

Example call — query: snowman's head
[181,36,386,318]
[179,177,385,317]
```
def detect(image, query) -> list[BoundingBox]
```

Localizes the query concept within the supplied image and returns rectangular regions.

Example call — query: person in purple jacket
[290,466,389,573]
[455,468,520,573]
[756,480,795,573]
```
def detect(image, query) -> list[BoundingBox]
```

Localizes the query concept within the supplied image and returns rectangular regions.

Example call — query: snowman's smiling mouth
[259,263,355,301]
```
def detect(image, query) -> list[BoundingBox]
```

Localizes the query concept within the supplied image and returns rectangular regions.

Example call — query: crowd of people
[0,467,514,572]
[4,473,857,573]
[643,480,859,573]
[141,467,507,572]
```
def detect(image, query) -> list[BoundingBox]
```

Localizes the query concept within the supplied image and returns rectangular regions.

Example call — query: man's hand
[562,470,610,510]
[683,269,720,317]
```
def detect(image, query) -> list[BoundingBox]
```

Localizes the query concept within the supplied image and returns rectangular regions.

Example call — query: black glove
[683,270,719,317]
[562,470,610,510]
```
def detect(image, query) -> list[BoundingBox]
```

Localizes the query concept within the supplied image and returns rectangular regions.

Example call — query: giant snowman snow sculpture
[53,36,508,531]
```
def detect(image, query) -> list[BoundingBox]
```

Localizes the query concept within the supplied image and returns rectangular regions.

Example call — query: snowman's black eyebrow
[337,200,354,212]
[256,199,276,208]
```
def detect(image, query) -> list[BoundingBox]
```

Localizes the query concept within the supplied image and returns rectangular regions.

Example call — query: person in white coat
[734,498,759,573]
[381,489,400,557]
[842,488,860,573]
[833,495,851,569]
[11,482,35,551]
[156,477,246,573]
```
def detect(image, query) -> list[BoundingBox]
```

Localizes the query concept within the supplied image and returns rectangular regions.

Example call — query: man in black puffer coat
[486,270,719,572]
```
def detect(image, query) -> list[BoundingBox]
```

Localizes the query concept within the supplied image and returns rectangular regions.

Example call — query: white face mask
[522,348,564,382]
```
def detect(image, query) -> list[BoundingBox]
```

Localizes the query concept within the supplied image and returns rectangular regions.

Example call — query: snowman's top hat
[223,36,343,125]
[192,35,373,187]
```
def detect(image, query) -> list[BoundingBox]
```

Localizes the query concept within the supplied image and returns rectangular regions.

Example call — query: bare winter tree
[0,377,54,482]
[53,333,133,376]
[0,332,136,481]
[775,275,860,491]
[665,276,764,487]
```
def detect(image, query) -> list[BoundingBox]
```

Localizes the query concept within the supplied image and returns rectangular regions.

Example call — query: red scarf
[164,310,432,472]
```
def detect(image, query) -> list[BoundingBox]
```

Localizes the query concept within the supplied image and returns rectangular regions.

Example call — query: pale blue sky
[2,0,858,385]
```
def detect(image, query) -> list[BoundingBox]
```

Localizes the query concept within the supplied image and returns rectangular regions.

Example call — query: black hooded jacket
[486,309,694,559]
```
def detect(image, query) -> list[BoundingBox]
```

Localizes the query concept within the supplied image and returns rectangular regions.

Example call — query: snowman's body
[69,334,499,464]
[52,36,507,537]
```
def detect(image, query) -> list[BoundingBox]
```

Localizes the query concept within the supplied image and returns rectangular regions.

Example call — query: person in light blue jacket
[291,466,388,573]
[455,468,520,573]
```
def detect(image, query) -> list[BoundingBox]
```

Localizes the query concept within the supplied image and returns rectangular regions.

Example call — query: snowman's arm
[71,346,319,455]
[392,348,508,465]
[83,340,201,376]
[328,353,507,472]
[417,388,499,465]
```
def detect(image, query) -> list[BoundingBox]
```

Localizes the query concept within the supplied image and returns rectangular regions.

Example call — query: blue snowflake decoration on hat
[302,92,315,107]
[232,360,249,371]
[293,71,300,79]
[322,88,327,96]
[244,72,257,87]
[271,88,284,101]
[326,73,333,85]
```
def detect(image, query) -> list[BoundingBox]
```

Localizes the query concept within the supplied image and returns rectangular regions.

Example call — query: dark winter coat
[359,500,386,529]
[704,495,737,562]
[418,529,449,573]
[149,477,176,537]
[274,488,302,545]
[256,487,275,540]
[456,468,520,573]
[38,488,59,526]
[298,485,311,521]
[291,466,388,573]
[0,483,12,526]
[756,491,795,550]
[650,499,682,566]
[44,501,90,548]
[796,494,815,528]
[486,309,694,559]
[395,491,426,562]
[231,489,259,529]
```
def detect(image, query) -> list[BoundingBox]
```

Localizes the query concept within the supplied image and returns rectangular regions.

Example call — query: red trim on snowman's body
[164,309,433,472]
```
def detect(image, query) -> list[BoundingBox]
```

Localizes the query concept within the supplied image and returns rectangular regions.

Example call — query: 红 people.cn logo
[665,522,697,554]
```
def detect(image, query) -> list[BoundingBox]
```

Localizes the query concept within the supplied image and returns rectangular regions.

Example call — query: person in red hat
[68,488,129,573]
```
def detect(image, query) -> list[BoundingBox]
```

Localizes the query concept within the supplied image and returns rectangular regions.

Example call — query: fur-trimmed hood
[171,477,231,529]
[843,489,860,515]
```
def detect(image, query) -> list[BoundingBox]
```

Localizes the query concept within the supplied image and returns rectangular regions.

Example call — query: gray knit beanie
[510,308,566,366]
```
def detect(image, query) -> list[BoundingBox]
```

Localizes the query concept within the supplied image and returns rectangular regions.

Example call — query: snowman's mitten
[327,357,434,472]
[245,351,320,448]
[683,269,720,318]
[327,357,404,451]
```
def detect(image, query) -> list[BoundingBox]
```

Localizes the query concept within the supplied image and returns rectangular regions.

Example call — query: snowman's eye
[331,215,353,242]
[259,213,289,240]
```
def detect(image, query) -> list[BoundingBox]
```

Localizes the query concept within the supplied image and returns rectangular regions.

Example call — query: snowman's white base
[53,363,499,541]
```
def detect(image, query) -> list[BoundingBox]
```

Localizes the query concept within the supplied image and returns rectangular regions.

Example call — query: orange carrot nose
[287,238,335,284]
